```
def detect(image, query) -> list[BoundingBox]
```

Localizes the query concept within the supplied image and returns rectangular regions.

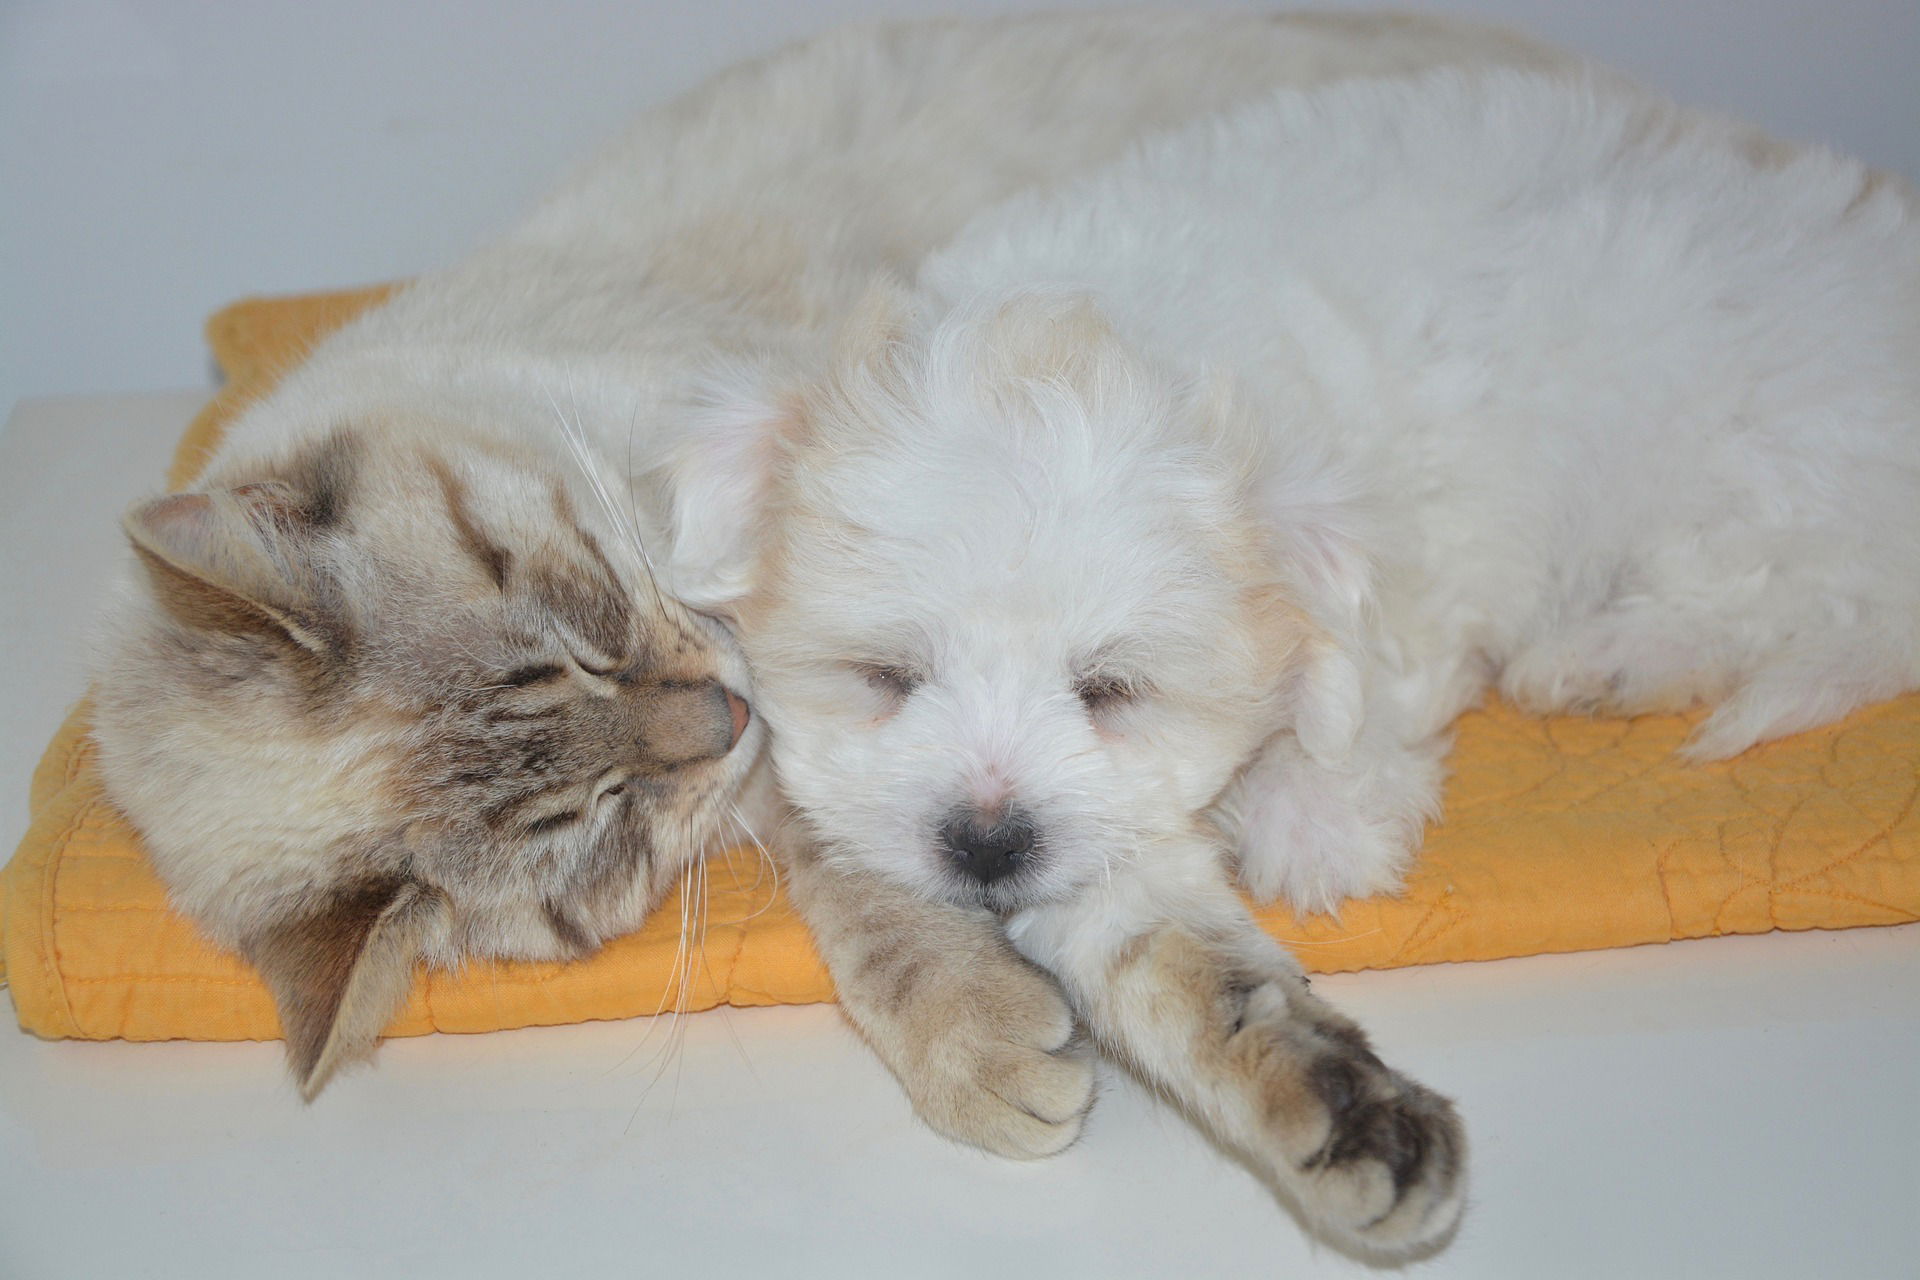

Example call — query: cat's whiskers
[622,397,670,615]
[652,850,710,1122]
[566,370,664,600]
[711,803,782,925]
[616,856,703,1128]
[671,853,715,1108]
[543,379,669,619]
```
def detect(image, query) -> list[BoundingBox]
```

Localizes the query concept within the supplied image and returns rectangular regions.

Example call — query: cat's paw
[893,954,1096,1160]
[1230,981,1466,1257]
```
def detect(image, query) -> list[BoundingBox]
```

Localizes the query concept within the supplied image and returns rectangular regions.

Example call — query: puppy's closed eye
[853,661,924,700]
[1074,671,1147,712]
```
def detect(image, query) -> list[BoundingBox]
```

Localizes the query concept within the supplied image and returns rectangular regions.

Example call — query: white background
[4,0,1919,417]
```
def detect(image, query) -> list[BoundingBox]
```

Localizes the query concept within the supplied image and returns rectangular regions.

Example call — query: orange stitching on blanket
[419,961,439,1030]
[1707,820,1768,936]
[63,974,260,986]
[59,735,86,789]
[1408,903,1470,961]
[1388,888,1456,965]
[1653,836,1685,938]
[38,791,95,1036]
[55,903,182,913]
[719,912,753,1003]
[1770,883,1920,921]
[1775,778,1918,893]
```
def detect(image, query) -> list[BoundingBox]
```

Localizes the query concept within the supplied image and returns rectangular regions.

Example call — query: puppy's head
[681,288,1371,909]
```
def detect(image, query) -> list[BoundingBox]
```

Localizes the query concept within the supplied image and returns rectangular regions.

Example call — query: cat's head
[92,420,761,1097]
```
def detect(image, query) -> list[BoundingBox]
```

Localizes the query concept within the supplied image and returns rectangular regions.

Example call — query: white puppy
[690,69,1920,1255]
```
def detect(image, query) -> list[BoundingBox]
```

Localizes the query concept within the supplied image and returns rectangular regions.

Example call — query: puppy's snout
[940,808,1036,885]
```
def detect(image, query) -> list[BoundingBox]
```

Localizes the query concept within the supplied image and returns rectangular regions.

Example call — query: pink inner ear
[133,483,309,569]
[131,491,219,555]
[125,485,341,654]
[127,487,281,591]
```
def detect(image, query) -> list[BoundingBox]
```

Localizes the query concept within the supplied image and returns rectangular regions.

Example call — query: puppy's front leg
[1008,837,1465,1257]
[780,831,1095,1158]
[1221,729,1447,916]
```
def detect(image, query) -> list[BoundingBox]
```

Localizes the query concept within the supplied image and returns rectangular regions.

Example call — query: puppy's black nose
[941,809,1035,885]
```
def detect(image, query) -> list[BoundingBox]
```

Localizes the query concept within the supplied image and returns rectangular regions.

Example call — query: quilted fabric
[4,288,1917,1045]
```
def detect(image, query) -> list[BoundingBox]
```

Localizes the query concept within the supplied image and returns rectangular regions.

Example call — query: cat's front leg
[1008,836,1464,1257]
[779,828,1095,1158]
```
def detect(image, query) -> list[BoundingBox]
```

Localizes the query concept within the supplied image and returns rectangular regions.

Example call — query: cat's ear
[241,878,445,1101]
[123,483,341,655]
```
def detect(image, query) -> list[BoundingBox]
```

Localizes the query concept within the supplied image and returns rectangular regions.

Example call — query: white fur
[742,69,1920,919]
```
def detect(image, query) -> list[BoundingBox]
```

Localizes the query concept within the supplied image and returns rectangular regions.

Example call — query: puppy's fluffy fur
[696,68,1917,1254]
[732,69,1920,917]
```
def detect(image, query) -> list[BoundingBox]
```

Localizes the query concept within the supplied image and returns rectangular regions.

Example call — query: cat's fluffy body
[713,69,1918,1253]
[89,8,1560,1192]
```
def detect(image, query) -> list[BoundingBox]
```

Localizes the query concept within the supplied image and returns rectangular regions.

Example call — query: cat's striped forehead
[416,448,637,663]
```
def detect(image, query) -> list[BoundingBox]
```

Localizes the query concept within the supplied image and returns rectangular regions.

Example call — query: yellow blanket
[5,289,1917,1044]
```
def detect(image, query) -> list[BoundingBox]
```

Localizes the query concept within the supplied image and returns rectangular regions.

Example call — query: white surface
[4,0,1919,416]
[3,391,1917,1277]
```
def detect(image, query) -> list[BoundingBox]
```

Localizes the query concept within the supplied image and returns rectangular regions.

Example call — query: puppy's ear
[242,877,445,1100]
[982,292,1127,391]
[833,276,918,376]
[660,363,806,614]
[661,277,920,612]
[1289,637,1367,766]
[124,483,344,656]
[1243,412,1379,767]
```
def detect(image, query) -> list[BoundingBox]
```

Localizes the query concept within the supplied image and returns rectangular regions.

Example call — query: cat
[88,7,1566,1173]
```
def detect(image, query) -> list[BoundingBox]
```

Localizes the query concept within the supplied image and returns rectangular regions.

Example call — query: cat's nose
[941,807,1036,885]
[724,687,750,751]
[633,679,749,767]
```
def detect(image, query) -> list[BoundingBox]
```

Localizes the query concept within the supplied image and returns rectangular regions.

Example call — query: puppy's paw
[894,954,1096,1160]
[1232,773,1413,916]
[1225,736,1438,917]
[1229,982,1466,1257]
